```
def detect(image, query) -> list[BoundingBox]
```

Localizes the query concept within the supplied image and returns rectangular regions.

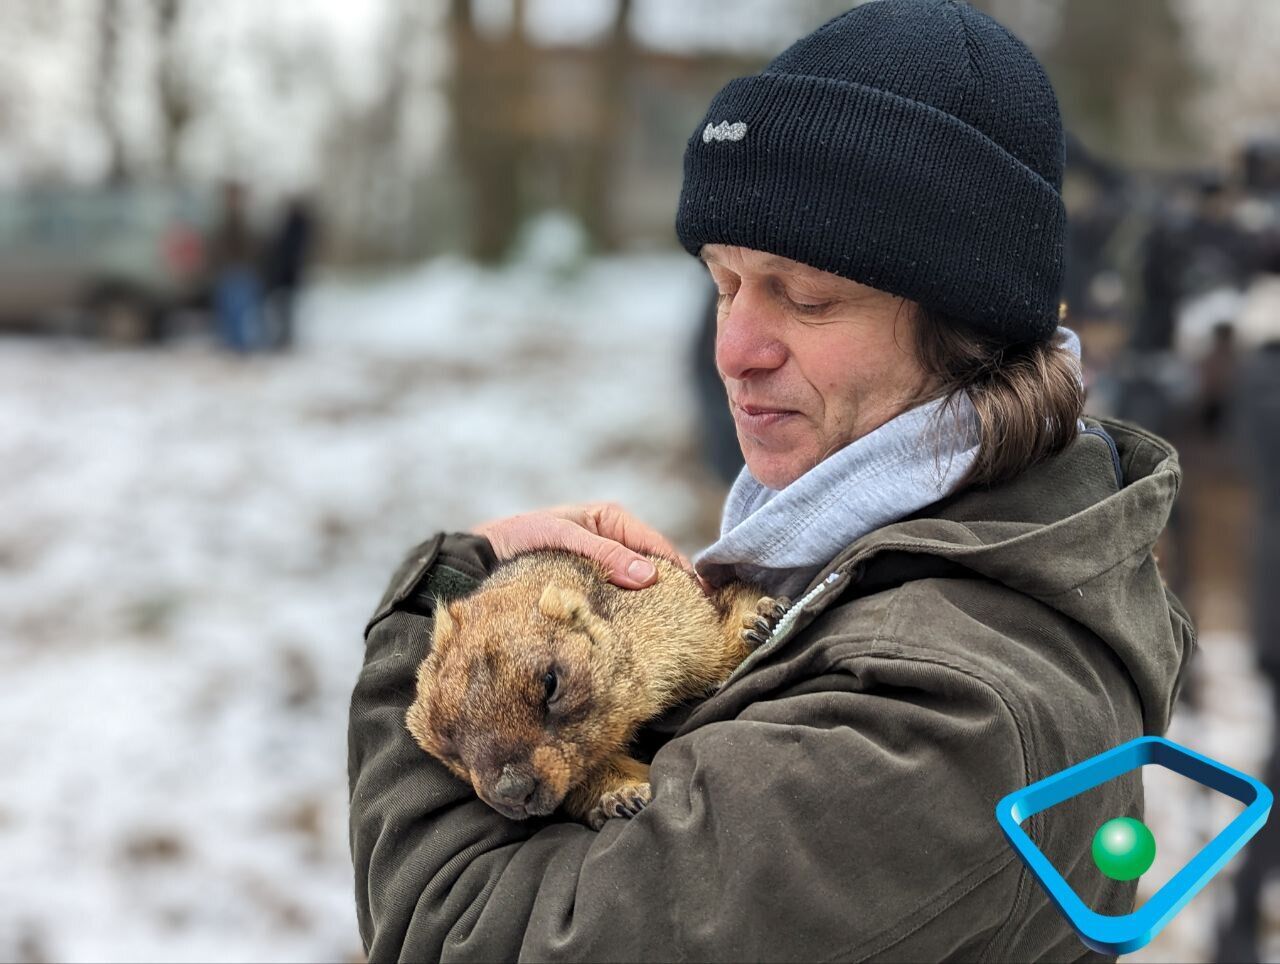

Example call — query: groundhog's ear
[433,600,458,638]
[538,584,590,624]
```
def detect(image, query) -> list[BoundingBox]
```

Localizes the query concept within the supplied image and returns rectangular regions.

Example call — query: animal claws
[741,603,781,646]
[756,595,791,620]
[742,595,790,648]
[589,782,652,828]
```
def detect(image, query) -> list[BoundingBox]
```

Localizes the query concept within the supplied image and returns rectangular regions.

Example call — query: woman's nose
[714,286,787,382]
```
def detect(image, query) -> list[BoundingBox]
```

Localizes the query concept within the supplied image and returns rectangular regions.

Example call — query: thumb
[563,526,657,589]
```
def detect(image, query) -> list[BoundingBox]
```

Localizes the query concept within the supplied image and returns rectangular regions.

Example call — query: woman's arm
[348,530,1028,961]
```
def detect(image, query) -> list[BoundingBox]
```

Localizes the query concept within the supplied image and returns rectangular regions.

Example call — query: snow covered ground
[0,244,720,962]
[0,239,1272,962]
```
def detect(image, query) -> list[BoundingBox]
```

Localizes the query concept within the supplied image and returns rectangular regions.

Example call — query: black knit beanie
[675,0,1066,347]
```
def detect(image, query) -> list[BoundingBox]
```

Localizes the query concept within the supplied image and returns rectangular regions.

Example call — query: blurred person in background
[211,179,264,353]
[1118,168,1261,605]
[1214,274,1280,964]
[1134,186,1189,357]
[1113,186,1193,482]
[1181,174,1257,298]
[1117,177,1202,441]
[1198,321,1238,442]
[348,3,1195,961]
[262,195,318,351]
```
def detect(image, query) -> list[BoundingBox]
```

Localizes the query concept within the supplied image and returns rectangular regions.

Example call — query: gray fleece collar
[694,325,1085,600]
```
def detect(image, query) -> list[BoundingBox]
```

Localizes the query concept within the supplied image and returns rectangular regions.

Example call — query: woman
[348,2,1194,960]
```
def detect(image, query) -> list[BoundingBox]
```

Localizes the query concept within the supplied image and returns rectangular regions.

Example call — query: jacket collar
[752,414,1193,735]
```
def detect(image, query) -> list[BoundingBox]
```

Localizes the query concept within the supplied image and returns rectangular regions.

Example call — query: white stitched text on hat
[703,121,748,143]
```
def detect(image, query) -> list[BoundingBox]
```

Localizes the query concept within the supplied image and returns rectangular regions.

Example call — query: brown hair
[900,306,1086,491]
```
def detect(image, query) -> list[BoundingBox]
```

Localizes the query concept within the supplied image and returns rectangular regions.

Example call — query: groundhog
[404,549,789,830]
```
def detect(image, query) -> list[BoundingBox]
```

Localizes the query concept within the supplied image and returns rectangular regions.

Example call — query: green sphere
[1092,817,1156,881]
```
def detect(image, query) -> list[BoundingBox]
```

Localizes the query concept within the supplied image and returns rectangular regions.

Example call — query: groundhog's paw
[587,782,652,830]
[741,595,791,648]
[757,595,790,620]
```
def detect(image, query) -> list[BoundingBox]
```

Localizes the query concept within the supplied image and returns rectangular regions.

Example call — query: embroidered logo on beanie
[702,120,748,143]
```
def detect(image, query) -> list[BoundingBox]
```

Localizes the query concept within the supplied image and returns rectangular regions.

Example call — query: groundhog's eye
[542,668,561,706]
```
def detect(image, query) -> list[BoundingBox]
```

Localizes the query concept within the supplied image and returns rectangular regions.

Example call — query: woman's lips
[734,402,799,432]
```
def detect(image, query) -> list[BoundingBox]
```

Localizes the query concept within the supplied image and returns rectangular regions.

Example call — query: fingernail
[627,559,655,583]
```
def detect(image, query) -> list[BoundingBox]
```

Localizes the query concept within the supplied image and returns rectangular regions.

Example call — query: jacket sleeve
[349,533,1028,962]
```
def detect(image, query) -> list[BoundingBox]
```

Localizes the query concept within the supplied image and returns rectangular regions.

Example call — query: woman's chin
[743,448,817,491]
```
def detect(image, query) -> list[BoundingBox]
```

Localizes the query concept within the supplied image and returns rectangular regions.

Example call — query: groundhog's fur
[404,550,788,829]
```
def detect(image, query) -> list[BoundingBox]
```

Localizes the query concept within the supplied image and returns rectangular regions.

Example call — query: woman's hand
[470,502,698,590]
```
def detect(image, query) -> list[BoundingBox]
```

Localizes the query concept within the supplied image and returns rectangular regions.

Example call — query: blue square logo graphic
[996,736,1272,955]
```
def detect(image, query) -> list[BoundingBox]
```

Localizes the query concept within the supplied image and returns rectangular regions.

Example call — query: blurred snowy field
[0,244,721,962]
[0,239,1272,962]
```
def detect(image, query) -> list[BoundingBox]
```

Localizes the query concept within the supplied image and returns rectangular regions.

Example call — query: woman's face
[702,243,931,490]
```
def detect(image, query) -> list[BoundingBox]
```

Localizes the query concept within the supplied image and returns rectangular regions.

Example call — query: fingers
[469,504,693,591]
[468,510,657,588]
[552,521,659,589]
[580,503,695,573]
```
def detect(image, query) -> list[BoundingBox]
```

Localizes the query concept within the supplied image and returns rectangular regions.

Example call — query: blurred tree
[349,0,413,252]
[95,0,129,184]
[448,0,529,263]
[314,0,441,262]
[576,0,633,252]
[1043,0,1202,167]
[154,0,197,176]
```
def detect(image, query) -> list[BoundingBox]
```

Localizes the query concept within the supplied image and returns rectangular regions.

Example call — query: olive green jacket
[348,414,1195,962]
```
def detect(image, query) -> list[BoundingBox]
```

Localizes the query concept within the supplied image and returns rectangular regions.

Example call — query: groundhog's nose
[493,765,539,808]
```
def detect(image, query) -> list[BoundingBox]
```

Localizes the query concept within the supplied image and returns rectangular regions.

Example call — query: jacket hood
[822,414,1196,735]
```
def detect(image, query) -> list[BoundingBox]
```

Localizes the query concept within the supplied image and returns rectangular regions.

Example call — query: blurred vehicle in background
[0,183,214,342]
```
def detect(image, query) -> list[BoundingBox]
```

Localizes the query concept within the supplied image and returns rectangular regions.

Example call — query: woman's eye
[790,297,832,314]
[542,669,560,705]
